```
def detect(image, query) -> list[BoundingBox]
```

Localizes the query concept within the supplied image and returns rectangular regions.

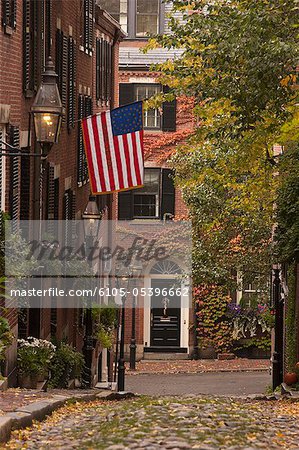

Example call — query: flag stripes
[81,107,144,195]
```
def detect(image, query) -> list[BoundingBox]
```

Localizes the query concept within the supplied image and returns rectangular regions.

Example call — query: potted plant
[17,337,56,388]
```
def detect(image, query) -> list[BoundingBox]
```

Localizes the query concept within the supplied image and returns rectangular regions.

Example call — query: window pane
[134,194,157,217]
[136,15,159,36]
[99,0,127,32]
[137,0,159,14]
[144,170,160,192]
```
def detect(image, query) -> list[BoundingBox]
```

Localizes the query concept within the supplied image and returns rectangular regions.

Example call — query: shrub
[0,316,13,375]
[49,343,84,388]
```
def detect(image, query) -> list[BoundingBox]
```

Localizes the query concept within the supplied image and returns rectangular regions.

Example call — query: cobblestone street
[3,396,299,450]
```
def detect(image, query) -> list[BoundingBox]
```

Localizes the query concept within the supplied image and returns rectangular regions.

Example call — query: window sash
[133,168,160,218]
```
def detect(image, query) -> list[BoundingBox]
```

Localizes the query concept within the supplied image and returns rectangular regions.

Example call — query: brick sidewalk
[0,388,96,415]
[127,358,270,375]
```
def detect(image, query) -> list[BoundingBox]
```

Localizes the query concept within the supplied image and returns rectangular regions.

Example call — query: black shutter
[83,0,93,53]
[11,0,16,28]
[23,0,31,94]
[2,0,10,27]
[63,189,76,245]
[160,168,175,220]
[96,38,100,100]
[100,38,104,100]
[2,0,16,29]
[77,94,84,185]
[83,0,89,51]
[9,126,20,228]
[108,42,112,102]
[162,86,176,132]
[33,0,39,91]
[88,0,93,53]
[45,0,52,59]
[20,152,30,220]
[119,83,134,107]
[68,37,76,131]
[118,191,133,220]
[55,29,63,91]
[0,128,3,211]
[62,34,68,122]
[46,164,55,220]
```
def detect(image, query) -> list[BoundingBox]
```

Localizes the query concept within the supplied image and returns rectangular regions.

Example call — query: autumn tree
[146,0,299,289]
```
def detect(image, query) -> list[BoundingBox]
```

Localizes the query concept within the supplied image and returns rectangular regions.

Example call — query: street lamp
[116,265,131,392]
[82,195,102,239]
[130,260,143,370]
[82,195,101,388]
[272,266,283,390]
[31,56,64,157]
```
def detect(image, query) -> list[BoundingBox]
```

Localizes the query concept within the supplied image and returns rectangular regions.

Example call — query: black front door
[150,279,180,347]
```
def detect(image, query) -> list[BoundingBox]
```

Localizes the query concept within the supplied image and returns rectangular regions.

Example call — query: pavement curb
[127,368,269,376]
[0,390,135,443]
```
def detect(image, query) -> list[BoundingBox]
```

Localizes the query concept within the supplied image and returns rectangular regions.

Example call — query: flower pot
[284,372,298,386]
[18,374,39,389]
[36,371,48,382]
[198,346,217,359]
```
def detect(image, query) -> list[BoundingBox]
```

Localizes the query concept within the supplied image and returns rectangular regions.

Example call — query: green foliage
[285,263,297,372]
[49,343,84,388]
[234,337,271,352]
[0,316,13,368]
[195,286,234,353]
[145,0,299,289]
[275,143,299,262]
[92,304,117,349]
[97,326,113,349]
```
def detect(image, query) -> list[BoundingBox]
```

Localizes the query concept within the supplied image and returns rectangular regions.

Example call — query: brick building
[0,0,123,384]
[99,0,195,360]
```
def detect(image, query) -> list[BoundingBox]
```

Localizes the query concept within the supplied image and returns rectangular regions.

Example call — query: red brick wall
[0,1,123,380]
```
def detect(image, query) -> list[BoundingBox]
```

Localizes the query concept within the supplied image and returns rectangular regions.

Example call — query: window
[136,0,159,37]
[118,168,175,220]
[133,169,160,218]
[99,0,162,38]
[119,83,176,132]
[135,85,161,129]
[2,0,16,33]
[100,0,128,33]
[236,273,269,307]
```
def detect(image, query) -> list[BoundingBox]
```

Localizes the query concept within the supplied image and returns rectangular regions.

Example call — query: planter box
[18,374,38,389]
[217,352,235,360]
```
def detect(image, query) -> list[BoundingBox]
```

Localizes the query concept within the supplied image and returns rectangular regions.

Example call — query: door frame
[143,273,190,351]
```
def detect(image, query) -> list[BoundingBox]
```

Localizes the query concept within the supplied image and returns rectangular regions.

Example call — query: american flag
[81,101,144,195]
